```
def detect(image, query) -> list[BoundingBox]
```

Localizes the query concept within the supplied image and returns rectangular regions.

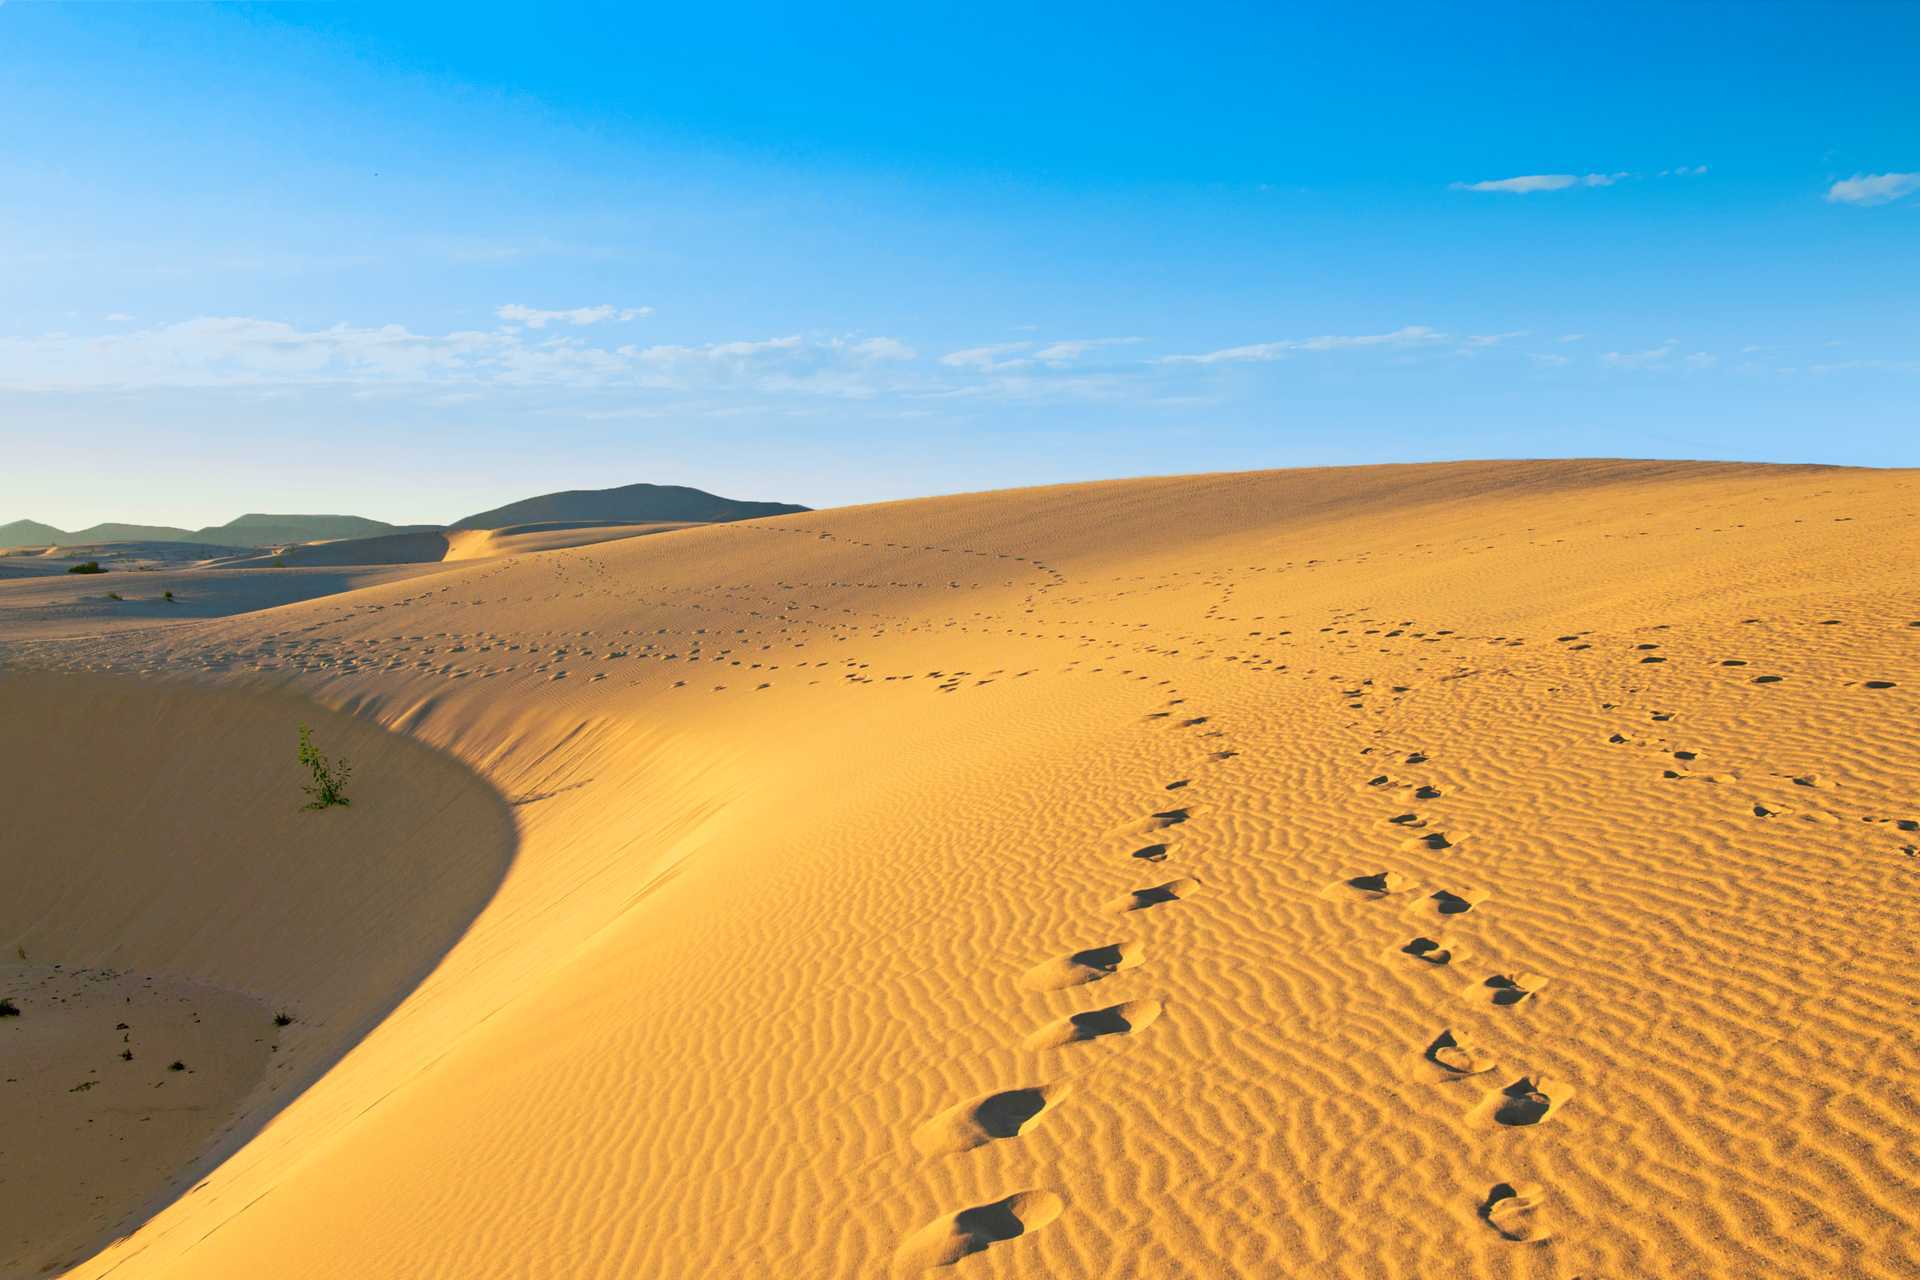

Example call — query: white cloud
[496,303,652,328]
[1450,173,1626,194]
[1458,330,1529,350]
[1530,353,1570,368]
[938,342,1033,371]
[847,336,917,361]
[1824,172,1920,206]
[1601,344,1720,372]
[1160,325,1444,365]
[1557,333,1587,343]
[1602,341,1678,369]
[1029,337,1145,364]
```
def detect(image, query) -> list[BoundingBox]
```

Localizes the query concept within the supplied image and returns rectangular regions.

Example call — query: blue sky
[2,1,1915,526]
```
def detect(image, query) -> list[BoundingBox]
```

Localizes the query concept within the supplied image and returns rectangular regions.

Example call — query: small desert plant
[163,590,175,601]
[168,1060,186,1072]
[0,998,19,1017]
[105,591,123,601]
[297,725,352,809]
[271,554,285,568]
[273,1010,294,1027]
[68,560,103,574]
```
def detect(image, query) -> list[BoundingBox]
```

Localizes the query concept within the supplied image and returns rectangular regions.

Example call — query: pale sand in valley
[1,460,1915,1278]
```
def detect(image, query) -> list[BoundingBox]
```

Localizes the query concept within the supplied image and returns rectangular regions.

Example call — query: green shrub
[67,560,103,574]
[297,724,352,810]
[0,998,19,1017]
[105,591,123,601]
[163,590,175,601]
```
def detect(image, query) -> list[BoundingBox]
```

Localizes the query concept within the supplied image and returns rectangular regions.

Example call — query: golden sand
[2,460,1915,1278]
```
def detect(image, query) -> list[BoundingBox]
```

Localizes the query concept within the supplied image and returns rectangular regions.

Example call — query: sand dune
[3,460,1916,1279]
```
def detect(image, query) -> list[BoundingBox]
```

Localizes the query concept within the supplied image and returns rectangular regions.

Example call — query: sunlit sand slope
[6,460,1916,1279]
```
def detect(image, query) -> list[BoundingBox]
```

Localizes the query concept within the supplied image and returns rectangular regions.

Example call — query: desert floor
[2,460,1915,1279]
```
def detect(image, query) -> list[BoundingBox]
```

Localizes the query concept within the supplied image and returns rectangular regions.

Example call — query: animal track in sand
[1477,972,1551,1006]
[1399,831,1456,852]
[1111,879,1200,912]
[1329,871,1413,900]
[1425,1029,1499,1075]
[1208,750,1237,761]
[1408,888,1487,917]
[1400,936,1458,965]
[895,1190,1065,1270]
[1482,1182,1550,1242]
[1020,942,1147,991]
[911,1085,1071,1156]
[1478,1076,1572,1126]
[1023,1000,1164,1050]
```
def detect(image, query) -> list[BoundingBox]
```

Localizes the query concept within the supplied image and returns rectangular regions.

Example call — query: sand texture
[1,460,1915,1279]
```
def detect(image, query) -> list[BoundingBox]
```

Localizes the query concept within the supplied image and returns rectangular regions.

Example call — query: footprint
[1111,878,1199,912]
[1400,936,1458,965]
[1328,871,1413,900]
[1408,888,1487,916]
[1400,831,1456,852]
[1426,1029,1499,1075]
[895,1190,1064,1270]
[1023,999,1164,1050]
[1020,941,1146,991]
[911,1085,1070,1156]
[1130,842,1170,863]
[1479,1076,1572,1126]
[1479,972,1551,1006]
[1482,1182,1550,1242]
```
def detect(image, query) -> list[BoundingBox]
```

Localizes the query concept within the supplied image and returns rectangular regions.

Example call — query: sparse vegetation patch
[297,724,352,809]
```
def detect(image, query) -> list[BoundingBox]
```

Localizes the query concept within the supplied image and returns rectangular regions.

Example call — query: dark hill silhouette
[450,483,808,530]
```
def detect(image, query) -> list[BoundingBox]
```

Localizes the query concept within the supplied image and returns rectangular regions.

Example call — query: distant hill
[450,483,808,530]
[0,519,74,546]
[0,513,429,549]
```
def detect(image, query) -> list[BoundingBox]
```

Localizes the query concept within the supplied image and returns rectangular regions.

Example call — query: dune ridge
[1,459,1914,1279]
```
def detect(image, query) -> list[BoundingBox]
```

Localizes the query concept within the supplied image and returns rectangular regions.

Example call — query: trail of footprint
[911,1085,1071,1156]
[895,1191,1065,1270]
[1023,1000,1164,1050]
[1020,941,1146,991]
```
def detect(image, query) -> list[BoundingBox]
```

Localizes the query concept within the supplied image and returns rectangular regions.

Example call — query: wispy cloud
[1451,167,1705,194]
[496,303,652,328]
[1602,341,1678,369]
[1451,173,1625,194]
[1029,337,1145,364]
[938,342,1034,372]
[846,336,917,361]
[1824,172,1920,207]
[1159,325,1443,365]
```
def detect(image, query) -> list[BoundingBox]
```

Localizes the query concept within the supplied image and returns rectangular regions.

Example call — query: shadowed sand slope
[0,675,516,1277]
[4,460,1916,1279]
